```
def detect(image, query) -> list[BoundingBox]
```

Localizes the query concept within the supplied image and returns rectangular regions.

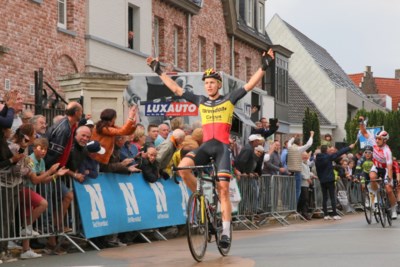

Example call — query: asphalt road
[6,213,400,267]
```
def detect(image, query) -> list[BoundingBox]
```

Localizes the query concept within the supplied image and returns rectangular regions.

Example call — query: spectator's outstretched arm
[299,131,314,153]
[244,49,274,92]
[146,57,184,96]
[330,143,355,161]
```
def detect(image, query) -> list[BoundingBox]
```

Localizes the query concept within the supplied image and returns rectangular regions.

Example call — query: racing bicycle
[172,158,232,262]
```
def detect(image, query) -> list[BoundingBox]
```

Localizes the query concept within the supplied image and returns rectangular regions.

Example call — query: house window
[245,0,254,27]
[234,52,240,78]
[57,0,67,29]
[154,17,164,60]
[128,5,140,50]
[275,54,289,104]
[245,57,251,81]
[198,37,206,71]
[154,17,160,57]
[173,26,183,69]
[257,1,264,33]
[213,43,221,70]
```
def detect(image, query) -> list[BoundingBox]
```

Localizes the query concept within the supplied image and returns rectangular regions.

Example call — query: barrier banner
[73,173,190,239]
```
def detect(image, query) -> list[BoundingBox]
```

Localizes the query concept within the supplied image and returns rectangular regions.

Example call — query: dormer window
[245,0,254,27]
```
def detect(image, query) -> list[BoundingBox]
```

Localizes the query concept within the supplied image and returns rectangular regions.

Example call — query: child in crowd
[20,138,68,259]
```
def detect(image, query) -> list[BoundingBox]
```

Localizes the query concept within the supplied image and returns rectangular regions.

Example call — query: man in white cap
[234,134,264,175]
[85,119,95,130]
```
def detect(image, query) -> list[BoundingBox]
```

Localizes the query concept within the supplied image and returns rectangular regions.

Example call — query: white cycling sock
[222,221,230,237]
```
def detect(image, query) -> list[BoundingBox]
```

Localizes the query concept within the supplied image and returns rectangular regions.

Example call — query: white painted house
[266,14,384,142]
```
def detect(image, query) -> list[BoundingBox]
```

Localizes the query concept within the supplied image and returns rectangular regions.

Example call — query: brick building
[149,0,293,134]
[349,66,400,111]
[152,0,274,84]
[0,0,86,104]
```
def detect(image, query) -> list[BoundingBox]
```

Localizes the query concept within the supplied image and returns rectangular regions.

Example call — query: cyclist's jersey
[182,87,247,144]
[366,134,392,168]
[361,160,374,174]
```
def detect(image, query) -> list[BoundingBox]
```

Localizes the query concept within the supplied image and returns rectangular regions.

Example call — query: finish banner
[73,173,189,239]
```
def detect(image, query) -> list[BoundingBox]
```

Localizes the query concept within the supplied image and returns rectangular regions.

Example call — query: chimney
[395,69,400,79]
[365,66,371,73]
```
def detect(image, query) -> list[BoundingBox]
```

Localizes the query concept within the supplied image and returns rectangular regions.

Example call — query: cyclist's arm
[146,57,184,96]
[387,163,393,180]
[244,49,274,92]
[385,149,393,180]
[158,73,184,96]
[243,68,266,92]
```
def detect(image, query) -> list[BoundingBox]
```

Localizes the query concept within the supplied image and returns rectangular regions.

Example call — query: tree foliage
[302,107,321,152]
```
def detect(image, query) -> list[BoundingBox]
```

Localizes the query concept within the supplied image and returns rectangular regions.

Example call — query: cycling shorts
[370,166,393,186]
[185,139,232,182]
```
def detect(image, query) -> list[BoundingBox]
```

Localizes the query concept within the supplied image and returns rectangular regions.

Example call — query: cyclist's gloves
[149,59,163,75]
[261,53,274,71]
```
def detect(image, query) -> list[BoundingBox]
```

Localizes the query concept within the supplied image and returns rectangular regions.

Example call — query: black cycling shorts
[185,139,232,182]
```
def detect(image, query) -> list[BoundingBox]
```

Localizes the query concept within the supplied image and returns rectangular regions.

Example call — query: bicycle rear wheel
[362,189,372,224]
[186,193,208,262]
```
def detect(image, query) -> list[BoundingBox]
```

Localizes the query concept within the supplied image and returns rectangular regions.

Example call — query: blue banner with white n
[73,173,190,239]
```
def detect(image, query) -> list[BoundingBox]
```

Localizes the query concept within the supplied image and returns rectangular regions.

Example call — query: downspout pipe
[231,35,235,76]
[187,14,191,72]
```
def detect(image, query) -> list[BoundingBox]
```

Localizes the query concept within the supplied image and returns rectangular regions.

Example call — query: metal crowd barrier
[311,179,345,217]
[235,174,302,227]
[0,170,96,254]
[234,175,260,229]
[268,175,303,225]
[348,181,363,211]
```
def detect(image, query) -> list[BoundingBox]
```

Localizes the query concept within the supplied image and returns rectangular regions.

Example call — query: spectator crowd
[1,89,398,264]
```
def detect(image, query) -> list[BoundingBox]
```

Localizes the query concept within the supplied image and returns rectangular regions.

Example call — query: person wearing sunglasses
[358,116,397,219]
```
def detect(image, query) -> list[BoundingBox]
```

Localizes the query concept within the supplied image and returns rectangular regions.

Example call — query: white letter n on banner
[149,182,167,213]
[118,183,139,216]
[84,184,107,220]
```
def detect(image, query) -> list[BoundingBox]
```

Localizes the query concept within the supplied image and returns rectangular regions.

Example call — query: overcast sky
[265,0,400,78]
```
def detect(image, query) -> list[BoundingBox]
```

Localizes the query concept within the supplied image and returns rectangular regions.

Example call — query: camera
[18,147,25,154]
[269,118,278,128]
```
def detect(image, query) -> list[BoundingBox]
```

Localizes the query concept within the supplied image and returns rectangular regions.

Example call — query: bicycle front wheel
[377,189,387,228]
[186,193,208,262]
[215,216,232,256]
[362,189,372,224]
[213,198,232,256]
[383,190,392,227]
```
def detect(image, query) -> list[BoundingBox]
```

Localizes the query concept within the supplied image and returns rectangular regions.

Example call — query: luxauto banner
[144,101,198,116]
[73,173,190,239]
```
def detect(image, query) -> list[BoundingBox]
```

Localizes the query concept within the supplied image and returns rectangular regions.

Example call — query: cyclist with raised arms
[358,116,397,219]
[147,49,274,248]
